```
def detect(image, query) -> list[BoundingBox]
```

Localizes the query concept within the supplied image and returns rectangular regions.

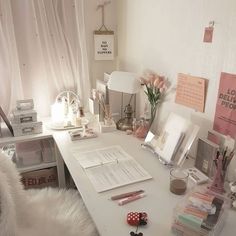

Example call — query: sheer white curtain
[0,0,90,116]
[0,0,24,114]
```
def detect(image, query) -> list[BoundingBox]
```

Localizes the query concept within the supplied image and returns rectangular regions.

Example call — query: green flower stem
[144,84,161,126]
[150,104,158,126]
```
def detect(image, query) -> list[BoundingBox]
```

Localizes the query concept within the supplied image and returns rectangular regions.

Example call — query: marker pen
[118,193,146,206]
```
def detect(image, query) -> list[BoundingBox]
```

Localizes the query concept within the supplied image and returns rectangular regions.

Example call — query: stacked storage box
[11,99,42,137]
[21,167,58,189]
[171,187,230,236]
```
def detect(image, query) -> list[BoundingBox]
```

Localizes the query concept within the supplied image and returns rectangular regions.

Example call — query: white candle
[51,103,64,126]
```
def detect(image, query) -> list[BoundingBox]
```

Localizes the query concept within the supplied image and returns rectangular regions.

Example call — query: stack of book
[172,188,229,236]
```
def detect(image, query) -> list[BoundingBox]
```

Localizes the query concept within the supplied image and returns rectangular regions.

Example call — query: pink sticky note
[203,27,214,43]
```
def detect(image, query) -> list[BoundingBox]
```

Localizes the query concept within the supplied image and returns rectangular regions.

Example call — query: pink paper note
[175,73,206,112]
[203,27,214,43]
[213,72,236,138]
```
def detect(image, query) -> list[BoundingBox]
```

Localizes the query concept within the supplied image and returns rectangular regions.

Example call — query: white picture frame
[94,33,114,60]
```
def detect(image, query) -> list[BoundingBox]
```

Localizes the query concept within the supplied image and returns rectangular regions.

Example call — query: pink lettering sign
[213,72,236,138]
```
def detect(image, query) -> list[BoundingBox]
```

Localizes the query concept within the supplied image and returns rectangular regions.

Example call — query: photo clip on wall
[94,1,114,60]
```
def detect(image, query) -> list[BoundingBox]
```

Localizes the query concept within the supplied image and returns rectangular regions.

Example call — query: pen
[110,190,144,200]
[118,193,146,206]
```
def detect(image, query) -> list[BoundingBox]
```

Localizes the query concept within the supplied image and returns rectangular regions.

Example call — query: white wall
[84,0,117,87]
[117,0,236,131]
[116,0,236,174]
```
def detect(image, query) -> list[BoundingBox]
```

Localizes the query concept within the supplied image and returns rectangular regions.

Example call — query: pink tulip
[160,87,165,93]
[153,77,160,88]
[158,81,165,89]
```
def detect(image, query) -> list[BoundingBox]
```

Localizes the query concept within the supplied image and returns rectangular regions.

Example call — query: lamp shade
[108,71,141,94]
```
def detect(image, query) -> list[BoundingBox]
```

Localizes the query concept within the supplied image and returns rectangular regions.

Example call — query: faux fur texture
[0,153,99,236]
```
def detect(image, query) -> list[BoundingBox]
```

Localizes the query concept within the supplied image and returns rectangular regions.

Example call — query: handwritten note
[175,73,206,112]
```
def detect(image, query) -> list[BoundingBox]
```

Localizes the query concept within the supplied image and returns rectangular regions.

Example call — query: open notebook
[73,145,152,192]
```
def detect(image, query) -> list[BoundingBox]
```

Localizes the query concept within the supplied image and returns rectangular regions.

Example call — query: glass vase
[149,103,158,127]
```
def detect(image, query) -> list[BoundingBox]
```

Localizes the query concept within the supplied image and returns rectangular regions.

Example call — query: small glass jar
[170,168,189,195]
[135,119,149,139]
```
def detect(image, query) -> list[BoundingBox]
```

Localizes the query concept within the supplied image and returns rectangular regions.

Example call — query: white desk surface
[1,120,235,236]
[53,130,236,236]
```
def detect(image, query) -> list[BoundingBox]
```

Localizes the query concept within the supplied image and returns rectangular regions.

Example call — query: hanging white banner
[94,33,114,60]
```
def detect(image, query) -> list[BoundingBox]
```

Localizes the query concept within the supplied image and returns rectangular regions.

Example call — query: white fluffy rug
[0,154,99,236]
[19,188,99,236]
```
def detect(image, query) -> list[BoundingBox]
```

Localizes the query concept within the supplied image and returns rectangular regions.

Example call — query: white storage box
[12,121,42,137]
[15,140,42,167]
[11,109,37,124]
[16,99,34,111]
[41,138,55,163]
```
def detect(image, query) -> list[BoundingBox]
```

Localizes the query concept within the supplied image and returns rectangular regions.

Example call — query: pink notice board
[175,73,206,112]
[213,72,236,138]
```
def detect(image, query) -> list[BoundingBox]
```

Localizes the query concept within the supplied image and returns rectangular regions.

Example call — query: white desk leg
[54,143,66,188]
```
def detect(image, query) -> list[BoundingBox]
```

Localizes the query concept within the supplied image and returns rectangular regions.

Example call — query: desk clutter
[69,128,97,141]
[171,187,230,236]
[111,189,146,205]
[127,212,148,236]
[10,99,42,136]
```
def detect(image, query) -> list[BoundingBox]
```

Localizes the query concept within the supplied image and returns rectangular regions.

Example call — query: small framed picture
[0,106,13,136]
[94,31,114,61]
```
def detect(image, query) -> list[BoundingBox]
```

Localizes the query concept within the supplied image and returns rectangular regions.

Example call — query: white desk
[53,130,236,236]
[1,122,236,235]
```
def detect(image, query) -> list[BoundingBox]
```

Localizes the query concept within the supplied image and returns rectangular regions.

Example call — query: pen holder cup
[209,165,226,194]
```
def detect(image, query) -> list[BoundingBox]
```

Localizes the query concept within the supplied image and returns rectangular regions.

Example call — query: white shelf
[17,162,57,173]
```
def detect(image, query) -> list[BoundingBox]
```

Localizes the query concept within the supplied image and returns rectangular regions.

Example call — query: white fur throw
[0,154,99,236]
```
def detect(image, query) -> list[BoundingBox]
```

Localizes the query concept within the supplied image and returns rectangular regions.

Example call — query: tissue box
[12,121,42,137]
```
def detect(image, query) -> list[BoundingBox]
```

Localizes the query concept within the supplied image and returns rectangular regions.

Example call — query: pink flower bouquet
[140,70,167,126]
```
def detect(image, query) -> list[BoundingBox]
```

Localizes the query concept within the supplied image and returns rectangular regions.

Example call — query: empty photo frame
[0,106,13,136]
